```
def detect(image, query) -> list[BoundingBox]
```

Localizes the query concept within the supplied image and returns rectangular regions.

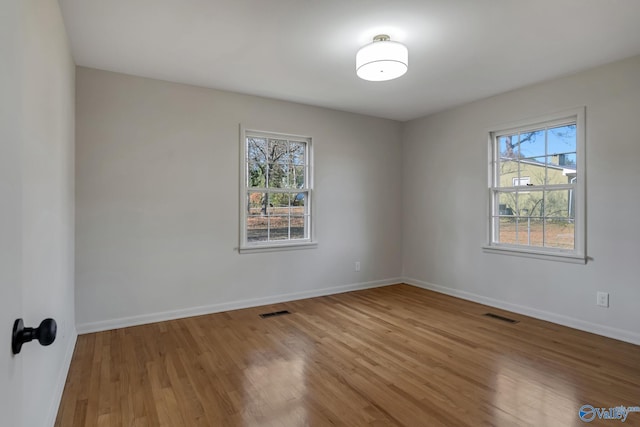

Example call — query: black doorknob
[12,318,57,355]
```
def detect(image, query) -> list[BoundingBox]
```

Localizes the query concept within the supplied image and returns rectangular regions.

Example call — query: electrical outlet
[596,291,609,308]
[355,261,360,272]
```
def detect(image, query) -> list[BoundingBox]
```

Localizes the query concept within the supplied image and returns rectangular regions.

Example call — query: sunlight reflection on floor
[492,354,580,426]
[242,356,308,426]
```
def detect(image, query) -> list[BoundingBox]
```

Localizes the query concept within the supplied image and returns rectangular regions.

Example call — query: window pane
[267,163,287,188]
[545,155,576,186]
[247,216,268,242]
[267,193,290,216]
[498,158,518,188]
[497,192,516,217]
[544,219,575,249]
[496,217,517,245]
[548,124,576,154]
[562,153,577,169]
[544,190,571,218]
[290,141,306,166]
[291,192,307,215]
[499,135,518,159]
[518,191,543,217]
[247,163,266,188]
[290,216,307,239]
[495,191,516,244]
[269,139,288,163]
[247,137,267,164]
[269,216,289,240]
[518,160,545,186]
[519,130,545,159]
[247,192,267,216]
[285,165,305,189]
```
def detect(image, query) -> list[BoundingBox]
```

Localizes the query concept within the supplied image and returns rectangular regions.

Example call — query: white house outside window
[485,108,586,263]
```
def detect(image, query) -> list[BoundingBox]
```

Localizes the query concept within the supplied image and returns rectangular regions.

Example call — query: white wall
[75,67,403,330]
[0,0,76,426]
[402,55,640,344]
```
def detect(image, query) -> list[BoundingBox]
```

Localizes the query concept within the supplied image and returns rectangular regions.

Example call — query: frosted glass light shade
[356,36,408,82]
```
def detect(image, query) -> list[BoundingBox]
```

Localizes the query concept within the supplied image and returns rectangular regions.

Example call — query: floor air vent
[483,313,519,324]
[259,310,291,319]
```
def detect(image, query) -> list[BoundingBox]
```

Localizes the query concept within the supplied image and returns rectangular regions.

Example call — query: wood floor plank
[56,285,640,426]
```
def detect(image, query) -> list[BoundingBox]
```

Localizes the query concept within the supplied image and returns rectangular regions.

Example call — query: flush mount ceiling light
[356,34,408,82]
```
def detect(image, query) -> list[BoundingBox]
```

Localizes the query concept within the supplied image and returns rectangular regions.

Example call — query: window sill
[239,241,318,254]
[482,245,586,264]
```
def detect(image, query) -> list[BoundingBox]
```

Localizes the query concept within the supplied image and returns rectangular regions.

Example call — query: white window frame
[483,107,586,263]
[239,126,317,253]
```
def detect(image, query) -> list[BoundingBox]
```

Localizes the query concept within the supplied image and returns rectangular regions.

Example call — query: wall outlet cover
[596,292,609,308]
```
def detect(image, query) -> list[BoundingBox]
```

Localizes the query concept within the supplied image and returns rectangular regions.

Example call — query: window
[239,128,315,253]
[485,108,585,262]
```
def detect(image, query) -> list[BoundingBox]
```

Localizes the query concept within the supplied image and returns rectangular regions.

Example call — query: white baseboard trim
[402,277,640,346]
[47,328,78,427]
[77,278,402,334]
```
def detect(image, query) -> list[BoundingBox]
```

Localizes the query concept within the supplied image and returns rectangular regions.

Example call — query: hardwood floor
[55,284,640,426]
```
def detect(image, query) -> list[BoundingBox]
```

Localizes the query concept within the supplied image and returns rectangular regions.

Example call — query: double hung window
[240,129,315,252]
[486,108,585,262]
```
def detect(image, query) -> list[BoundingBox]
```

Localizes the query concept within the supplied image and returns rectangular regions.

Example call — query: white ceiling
[59,0,640,122]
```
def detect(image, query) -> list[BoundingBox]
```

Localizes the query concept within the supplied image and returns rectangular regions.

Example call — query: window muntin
[241,130,314,251]
[488,109,585,260]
